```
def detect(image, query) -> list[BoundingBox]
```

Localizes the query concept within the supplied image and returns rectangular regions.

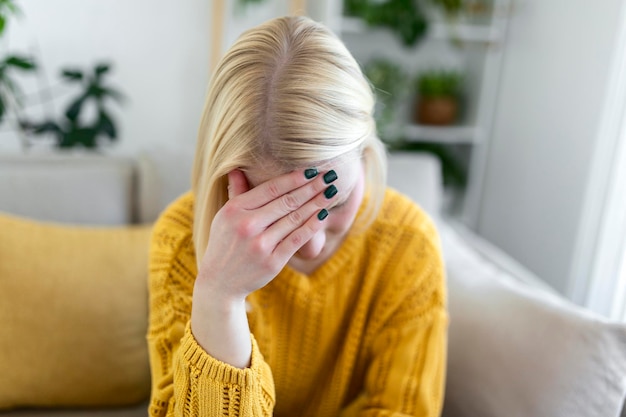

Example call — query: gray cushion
[0,153,135,225]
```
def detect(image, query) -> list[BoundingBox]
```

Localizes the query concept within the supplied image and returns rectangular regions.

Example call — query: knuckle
[289,230,305,247]
[281,193,300,211]
[256,254,279,275]
[235,218,255,237]
[250,235,269,255]
[289,222,317,247]
[221,202,239,218]
[267,181,281,199]
[262,257,281,274]
[287,209,303,226]
[314,195,327,208]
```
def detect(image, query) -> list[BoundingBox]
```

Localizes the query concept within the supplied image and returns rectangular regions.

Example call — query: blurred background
[1,0,625,320]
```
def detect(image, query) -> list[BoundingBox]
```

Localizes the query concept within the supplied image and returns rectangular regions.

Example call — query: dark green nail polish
[317,209,329,221]
[304,168,318,179]
[323,170,337,184]
[324,184,338,199]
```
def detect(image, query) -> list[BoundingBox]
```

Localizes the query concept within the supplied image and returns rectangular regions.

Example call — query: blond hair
[191,16,387,263]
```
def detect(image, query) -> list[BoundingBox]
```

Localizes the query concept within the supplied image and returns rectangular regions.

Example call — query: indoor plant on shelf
[344,0,429,47]
[414,69,463,125]
[363,58,409,141]
[364,60,467,191]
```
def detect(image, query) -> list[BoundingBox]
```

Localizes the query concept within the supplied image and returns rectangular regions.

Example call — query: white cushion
[386,151,443,219]
[439,223,626,417]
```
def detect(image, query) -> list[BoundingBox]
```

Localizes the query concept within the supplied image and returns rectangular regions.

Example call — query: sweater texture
[147,188,448,417]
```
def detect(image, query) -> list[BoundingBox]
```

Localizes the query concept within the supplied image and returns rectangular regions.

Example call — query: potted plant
[344,0,428,47]
[414,69,463,125]
[23,63,124,149]
[363,58,409,139]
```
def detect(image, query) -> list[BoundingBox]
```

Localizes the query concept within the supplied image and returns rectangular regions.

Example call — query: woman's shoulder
[362,188,443,269]
[374,187,439,244]
[360,188,445,308]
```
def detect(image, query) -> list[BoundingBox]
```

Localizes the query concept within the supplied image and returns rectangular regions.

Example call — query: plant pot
[416,96,458,125]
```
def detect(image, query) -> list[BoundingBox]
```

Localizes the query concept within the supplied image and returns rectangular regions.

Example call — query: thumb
[227,169,250,199]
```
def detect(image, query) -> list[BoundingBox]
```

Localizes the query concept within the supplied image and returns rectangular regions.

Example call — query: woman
[147,15,448,417]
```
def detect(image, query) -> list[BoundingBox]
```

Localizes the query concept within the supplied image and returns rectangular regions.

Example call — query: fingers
[255,171,337,228]
[235,168,322,210]
[224,167,339,256]
[272,208,328,261]
[228,170,250,199]
[262,183,337,244]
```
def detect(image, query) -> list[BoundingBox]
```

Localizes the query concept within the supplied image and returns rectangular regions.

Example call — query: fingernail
[317,209,329,221]
[324,184,338,199]
[304,168,318,179]
[323,170,337,184]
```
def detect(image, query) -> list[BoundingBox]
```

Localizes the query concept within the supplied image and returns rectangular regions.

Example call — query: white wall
[475,0,624,294]
[0,0,211,153]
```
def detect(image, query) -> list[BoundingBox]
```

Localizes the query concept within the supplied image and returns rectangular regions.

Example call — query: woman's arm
[148,165,340,416]
[146,202,275,417]
[191,168,337,368]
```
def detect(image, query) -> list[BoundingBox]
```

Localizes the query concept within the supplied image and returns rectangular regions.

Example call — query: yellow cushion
[0,213,153,409]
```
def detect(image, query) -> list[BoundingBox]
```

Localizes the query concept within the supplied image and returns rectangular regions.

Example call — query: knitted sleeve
[146,195,275,417]
[344,213,449,417]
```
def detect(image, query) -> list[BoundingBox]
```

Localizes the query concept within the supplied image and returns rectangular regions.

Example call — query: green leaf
[32,121,62,135]
[87,84,106,99]
[0,94,5,122]
[416,70,463,97]
[63,128,98,148]
[61,69,84,81]
[65,95,86,121]
[431,0,463,16]
[6,0,21,14]
[5,55,36,70]
[95,63,110,76]
[24,120,64,146]
[356,0,429,47]
[0,0,19,11]
[97,110,116,139]
[0,15,5,37]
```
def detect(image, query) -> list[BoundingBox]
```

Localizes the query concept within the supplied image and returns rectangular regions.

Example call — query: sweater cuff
[180,321,268,386]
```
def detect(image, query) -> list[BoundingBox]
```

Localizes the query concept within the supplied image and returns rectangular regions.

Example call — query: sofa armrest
[439,220,626,417]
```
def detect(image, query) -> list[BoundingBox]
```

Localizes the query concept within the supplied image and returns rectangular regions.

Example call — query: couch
[1,149,626,417]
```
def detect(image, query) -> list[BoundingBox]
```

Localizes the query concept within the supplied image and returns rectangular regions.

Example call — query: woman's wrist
[191,284,252,368]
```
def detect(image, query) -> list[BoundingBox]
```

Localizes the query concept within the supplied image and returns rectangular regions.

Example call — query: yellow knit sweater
[147,188,448,417]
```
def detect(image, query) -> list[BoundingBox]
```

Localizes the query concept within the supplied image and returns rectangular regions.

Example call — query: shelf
[402,124,483,144]
[429,22,501,44]
[341,17,501,44]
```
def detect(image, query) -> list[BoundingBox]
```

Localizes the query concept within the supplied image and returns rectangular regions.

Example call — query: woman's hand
[201,167,337,299]
[191,168,337,367]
